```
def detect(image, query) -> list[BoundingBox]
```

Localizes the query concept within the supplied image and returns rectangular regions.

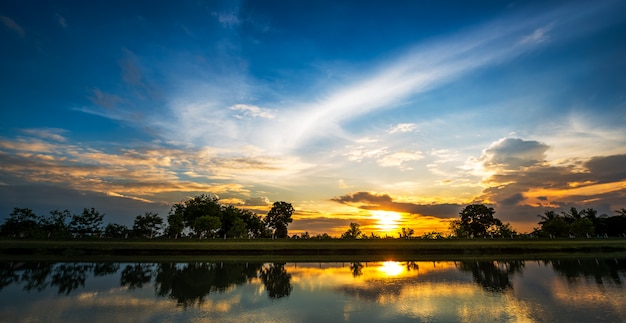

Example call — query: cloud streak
[0,15,25,37]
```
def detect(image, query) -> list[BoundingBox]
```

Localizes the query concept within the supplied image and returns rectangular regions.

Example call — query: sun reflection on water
[378,261,405,277]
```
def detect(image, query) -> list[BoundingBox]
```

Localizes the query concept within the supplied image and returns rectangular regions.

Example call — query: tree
[193,216,221,238]
[104,223,128,238]
[165,210,184,238]
[0,208,42,238]
[41,210,71,238]
[458,204,502,238]
[341,222,362,239]
[168,194,221,236]
[495,223,517,237]
[605,212,626,237]
[399,227,414,239]
[265,202,294,238]
[69,208,104,237]
[570,218,595,237]
[132,212,163,238]
[449,219,467,238]
[562,207,583,223]
[537,210,569,237]
[240,209,269,238]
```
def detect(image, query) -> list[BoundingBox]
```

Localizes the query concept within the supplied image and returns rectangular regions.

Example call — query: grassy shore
[2,238,626,262]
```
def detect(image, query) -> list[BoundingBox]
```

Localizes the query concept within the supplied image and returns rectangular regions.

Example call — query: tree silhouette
[458,204,502,237]
[265,202,294,238]
[132,212,163,238]
[69,208,104,237]
[341,222,362,239]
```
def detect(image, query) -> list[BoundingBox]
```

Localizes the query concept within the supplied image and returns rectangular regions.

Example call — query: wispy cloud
[387,123,417,134]
[377,151,424,169]
[0,134,313,203]
[518,24,553,45]
[0,15,25,37]
[55,13,68,29]
[20,128,67,142]
[261,4,602,152]
[212,10,241,28]
[230,104,275,119]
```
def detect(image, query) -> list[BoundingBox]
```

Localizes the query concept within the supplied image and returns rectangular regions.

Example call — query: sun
[371,210,401,233]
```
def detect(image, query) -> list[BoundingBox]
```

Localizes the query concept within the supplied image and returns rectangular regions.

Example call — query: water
[1,258,625,322]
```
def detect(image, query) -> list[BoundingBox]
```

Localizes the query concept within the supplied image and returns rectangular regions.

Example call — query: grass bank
[2,238,626,262]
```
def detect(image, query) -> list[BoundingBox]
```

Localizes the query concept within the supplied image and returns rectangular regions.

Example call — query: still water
[1,258,625,322]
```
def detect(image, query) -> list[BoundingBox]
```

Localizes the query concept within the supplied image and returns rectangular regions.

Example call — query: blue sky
[1,0,625,235]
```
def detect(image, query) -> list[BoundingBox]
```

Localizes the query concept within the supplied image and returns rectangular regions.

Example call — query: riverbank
[2,238,626,262]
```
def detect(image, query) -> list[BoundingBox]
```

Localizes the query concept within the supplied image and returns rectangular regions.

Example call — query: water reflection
[457,260,524,292]
[0,258,625,322]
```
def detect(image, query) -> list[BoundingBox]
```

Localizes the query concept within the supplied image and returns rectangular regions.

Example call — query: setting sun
[371,210,402,233]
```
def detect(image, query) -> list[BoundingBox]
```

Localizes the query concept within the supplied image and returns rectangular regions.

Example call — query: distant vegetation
[1,194,626,240]
[0,194,294,240]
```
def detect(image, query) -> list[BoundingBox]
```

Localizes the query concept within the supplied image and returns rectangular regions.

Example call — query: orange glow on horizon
[371,210,401,233]
[524,180,626,206]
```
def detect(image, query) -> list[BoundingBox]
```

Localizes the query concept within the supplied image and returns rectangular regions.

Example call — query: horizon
[1,0,626,237]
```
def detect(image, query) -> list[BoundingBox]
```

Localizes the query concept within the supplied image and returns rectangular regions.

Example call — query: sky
[1,0,625,236]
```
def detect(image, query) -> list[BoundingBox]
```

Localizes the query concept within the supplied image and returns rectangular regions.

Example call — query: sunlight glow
[378,261,405,277]
[371,210,401,233]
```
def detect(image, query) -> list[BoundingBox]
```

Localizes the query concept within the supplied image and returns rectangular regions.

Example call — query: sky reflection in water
[1,259,625,322]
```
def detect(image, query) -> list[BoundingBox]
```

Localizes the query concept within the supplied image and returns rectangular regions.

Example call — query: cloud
[119,48,160,100]
[20,128,67,142]
[0,15,25,37]
[518,24,553,45]
[0,184,171,227]
[269,5,592,151]
[479,138,549,170]
[55,13,68,29]
[387,123,417,134]
[213,10,241,28]
[230,104,275,119]
[344,145,388,162]
[377,151,424,169]
[331,191,462,219]
[244,196,271,206]
[584,155,626,183]
[90,88,124,109]
[0,132,318,209]
[476,150,626,224]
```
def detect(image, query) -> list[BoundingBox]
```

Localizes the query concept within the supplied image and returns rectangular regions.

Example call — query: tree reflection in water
[350,262,364,277]
[458,260,525,292]
[120,263,154,289]
[260,263,292,299]
[549,258,626,285]
[155,262,264,307]
[0,259,624,305]
[0,262,120,295]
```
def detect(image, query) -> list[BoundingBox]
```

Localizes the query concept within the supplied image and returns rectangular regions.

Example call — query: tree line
[535,207,626,238]
[340,204,626,239]
[0,194,294,239]
[2,196,626,240]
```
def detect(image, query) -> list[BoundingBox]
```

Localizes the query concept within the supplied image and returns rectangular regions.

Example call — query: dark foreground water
[1,258,625,322]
